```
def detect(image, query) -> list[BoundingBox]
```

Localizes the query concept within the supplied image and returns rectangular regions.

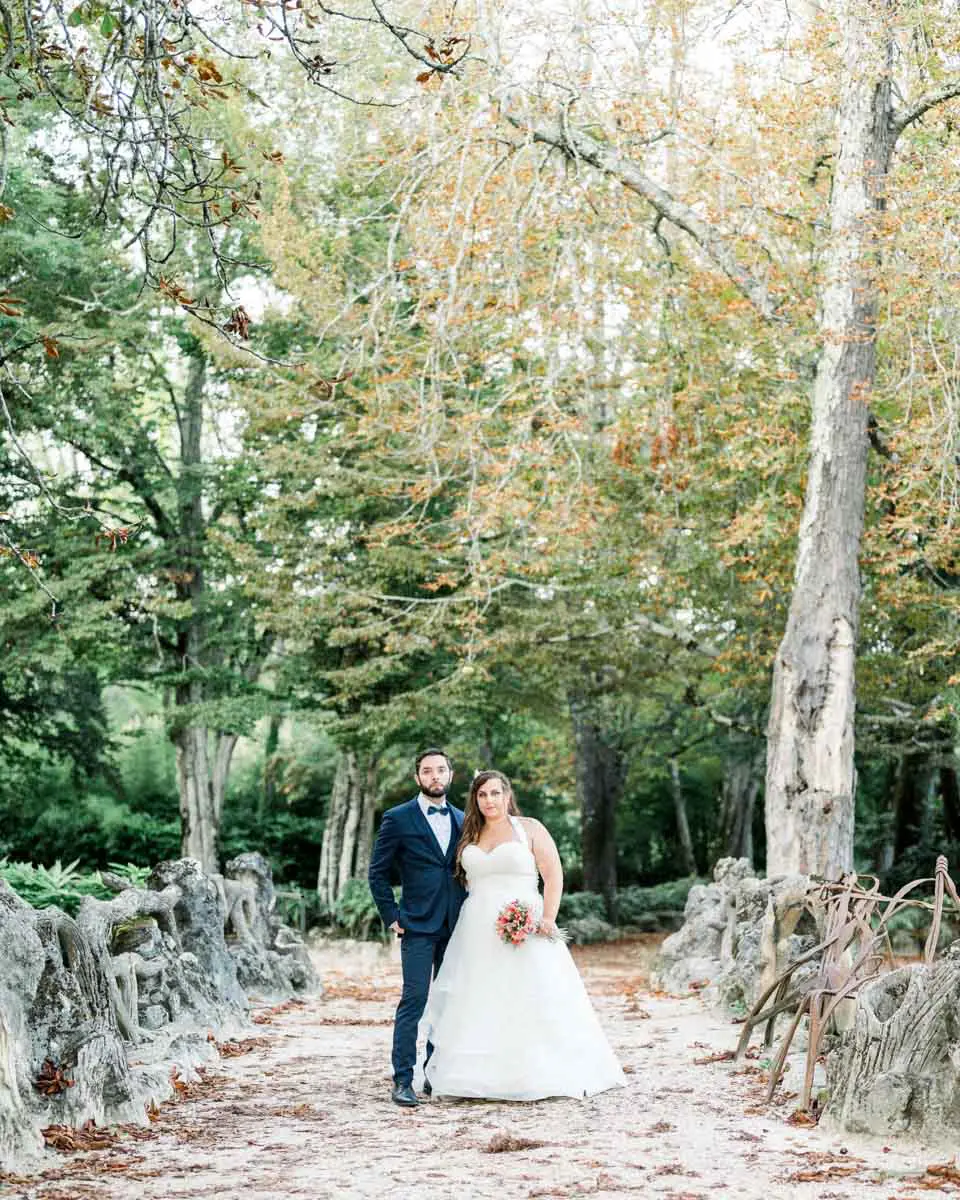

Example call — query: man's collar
[418,793,449,811]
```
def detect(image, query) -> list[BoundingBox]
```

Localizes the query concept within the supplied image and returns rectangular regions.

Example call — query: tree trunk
[317,751,379,910]
[719,750,762,865]
[354,757,379,883]
[212,732,239,831]
[874,758,900,874]
[892,752,931,861]
[938,767,960,844]
[764,8,895,878]
[260,714,282,821]
[570,697,625,920]
[175,721,218,871]
[172,354,220,872]
[670,758,698,876]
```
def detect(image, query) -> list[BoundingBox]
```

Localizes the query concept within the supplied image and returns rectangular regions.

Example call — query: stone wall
[0,855,317,1171]
[654,857,818,1011]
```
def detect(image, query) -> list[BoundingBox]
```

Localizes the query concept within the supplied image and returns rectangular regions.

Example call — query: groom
[367,748,466,1107]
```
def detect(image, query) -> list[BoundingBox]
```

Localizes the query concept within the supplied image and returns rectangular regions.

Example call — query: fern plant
[106,862,152,889]
[333,878,394,941]
[0,858,149,915]
[0,858,113,914]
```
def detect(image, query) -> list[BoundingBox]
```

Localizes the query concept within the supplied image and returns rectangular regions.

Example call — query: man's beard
[420,781,449,799]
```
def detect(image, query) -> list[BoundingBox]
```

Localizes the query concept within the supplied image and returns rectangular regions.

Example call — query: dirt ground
[1,936,957,1200]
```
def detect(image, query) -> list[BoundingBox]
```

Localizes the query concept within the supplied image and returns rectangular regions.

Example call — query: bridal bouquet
[495,899,537,945]
[495,900,571,945]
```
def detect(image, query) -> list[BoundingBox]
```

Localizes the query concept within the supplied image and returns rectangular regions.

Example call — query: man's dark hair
[415,747,452,774]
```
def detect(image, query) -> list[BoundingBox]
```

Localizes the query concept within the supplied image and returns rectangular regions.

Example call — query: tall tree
[0,150,281,869]
[347,0,960,877]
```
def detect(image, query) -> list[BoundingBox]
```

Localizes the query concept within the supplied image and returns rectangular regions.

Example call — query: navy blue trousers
[392,930,450,1087]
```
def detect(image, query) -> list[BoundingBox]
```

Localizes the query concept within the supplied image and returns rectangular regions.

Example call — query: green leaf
[67,6,85,25]
[100,11,115,34]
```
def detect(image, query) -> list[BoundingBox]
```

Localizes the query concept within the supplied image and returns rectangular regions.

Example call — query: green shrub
[332,878,392,940]
[107,862,152,889]
[0,858,111,914]
[274,884,325,932]
[558,891,608,923]
[616,877,703,925]
[0,858,152,915]
[220,810,325,888]
[564,916,619,945]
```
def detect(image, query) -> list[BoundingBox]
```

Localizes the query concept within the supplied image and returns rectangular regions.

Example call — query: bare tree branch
[504,106,782,322]
[892,77,960,139]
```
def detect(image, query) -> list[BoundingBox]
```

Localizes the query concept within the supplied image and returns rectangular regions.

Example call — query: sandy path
[1,937,956,1200]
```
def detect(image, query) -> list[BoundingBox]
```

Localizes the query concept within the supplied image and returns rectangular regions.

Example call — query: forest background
[3,0,960,934]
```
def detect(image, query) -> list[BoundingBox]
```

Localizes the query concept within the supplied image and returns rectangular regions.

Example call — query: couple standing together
[367,749,625,1106]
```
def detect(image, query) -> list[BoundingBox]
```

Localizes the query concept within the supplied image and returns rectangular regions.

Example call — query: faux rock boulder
[0,880,154,1169]
[220,853,318,998]
[148,857,248,1025]
[823,944,960,1142]
[0,852,315,1173]
[0,881,47,1167]
[655,857,818,1010]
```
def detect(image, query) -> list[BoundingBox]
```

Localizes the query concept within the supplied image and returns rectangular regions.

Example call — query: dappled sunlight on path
[1,937,952,1200]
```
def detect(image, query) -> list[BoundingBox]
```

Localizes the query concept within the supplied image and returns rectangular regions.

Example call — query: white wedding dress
[423,818,625,1100]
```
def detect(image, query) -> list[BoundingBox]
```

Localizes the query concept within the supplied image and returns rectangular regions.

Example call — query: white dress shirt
[418,793,452,855]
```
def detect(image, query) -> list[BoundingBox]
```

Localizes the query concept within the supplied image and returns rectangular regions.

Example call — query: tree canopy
[4,0,960,906]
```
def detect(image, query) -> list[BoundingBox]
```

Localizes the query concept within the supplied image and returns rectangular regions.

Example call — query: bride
[423,770,625,1100]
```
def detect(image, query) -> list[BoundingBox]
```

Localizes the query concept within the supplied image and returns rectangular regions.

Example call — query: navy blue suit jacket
[368,797,466,935]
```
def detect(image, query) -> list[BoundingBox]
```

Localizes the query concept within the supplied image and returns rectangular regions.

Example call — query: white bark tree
[317,750,380,910]
[276,0,960,879]
[480,2,960,878]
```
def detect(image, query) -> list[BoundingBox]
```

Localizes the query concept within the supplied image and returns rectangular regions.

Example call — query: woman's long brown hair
[454,770,521,886]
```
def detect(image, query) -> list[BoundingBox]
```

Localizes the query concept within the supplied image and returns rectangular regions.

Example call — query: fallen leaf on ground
[907,1161,960,1189]
[485,1132,548,1153]
[34,1059,75,1096]
[781,1167,862,1183]
[251,998,308,1023]
[925,1163,960,1183]
[655,1162,700,1176]
[316,1016,393,1026]
[217,1036,271,1057]
[320,980,388,1001]
[269,1102,323,1118]
[693,1050,736,1064]
[42,1121,116,1152]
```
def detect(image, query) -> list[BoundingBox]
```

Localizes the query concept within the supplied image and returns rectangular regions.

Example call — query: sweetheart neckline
[463,840,530,858]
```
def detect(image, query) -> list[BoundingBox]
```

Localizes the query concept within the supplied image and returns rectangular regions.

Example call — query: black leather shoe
[422,1078,432,1097]
[391,1083,419,1107]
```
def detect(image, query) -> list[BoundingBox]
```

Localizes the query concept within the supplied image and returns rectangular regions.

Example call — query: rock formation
[655,857,818,1010]
[824,943,960,1142]
[0,855,316,1171]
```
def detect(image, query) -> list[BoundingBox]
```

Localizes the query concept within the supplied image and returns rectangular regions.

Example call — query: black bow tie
[427,804,449,817]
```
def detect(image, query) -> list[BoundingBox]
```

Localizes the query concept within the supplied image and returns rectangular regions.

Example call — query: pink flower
[496,898,536,945]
